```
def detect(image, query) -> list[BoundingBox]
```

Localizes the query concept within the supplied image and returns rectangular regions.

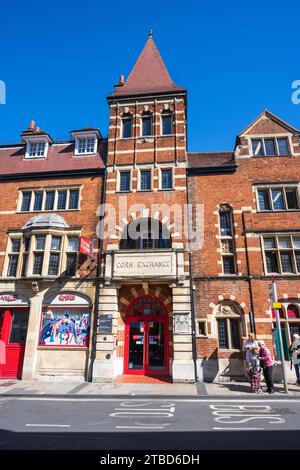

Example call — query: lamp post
[269,281,289,394]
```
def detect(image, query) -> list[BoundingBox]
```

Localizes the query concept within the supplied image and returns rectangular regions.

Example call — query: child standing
[248,346,262,393]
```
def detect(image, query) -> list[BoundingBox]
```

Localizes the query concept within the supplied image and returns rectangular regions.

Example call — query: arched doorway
[124,295,169,376]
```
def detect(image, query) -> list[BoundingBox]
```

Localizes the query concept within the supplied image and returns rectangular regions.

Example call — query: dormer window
[77,138,96,154]
[28,142,46,157]
[70,128,101,156]
[24,138,50,159]
[21,121,52,159]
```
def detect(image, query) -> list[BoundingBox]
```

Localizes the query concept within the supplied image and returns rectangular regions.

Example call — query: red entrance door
[0,309,29,379]
[124,296,169,376]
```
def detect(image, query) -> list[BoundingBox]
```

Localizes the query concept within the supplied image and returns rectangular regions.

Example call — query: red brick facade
[1,34,300,383]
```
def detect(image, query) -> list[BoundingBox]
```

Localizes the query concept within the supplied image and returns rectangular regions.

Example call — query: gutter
[87,166,107,382]
[0,168,104,181]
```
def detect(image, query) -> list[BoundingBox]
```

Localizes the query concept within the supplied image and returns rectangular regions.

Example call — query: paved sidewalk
[1,379,300,397]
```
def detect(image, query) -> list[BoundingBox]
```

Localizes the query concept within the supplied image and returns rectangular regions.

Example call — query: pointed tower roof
[109,31,185,98]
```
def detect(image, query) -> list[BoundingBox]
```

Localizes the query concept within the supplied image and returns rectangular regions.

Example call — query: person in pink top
[258,340,274,394]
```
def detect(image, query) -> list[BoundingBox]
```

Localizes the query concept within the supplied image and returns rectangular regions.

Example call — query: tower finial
[149,29,153,38]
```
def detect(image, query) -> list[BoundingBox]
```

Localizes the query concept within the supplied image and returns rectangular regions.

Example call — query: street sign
[79,237,91,255]
[272,302,282,309]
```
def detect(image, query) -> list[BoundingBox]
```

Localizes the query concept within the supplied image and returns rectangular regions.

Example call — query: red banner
[80,237,91,255]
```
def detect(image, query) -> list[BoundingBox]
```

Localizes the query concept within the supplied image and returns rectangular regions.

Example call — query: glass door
[127,321,145,372]
[146,321,165,372]
[124,296,169,376]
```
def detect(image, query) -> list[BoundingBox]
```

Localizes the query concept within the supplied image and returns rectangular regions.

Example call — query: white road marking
[209,404,285,426]
[116,425,166,429]
[110,411,174,417]
[213,427,264,430]
[25,424,71,427]
[16,397,300,403]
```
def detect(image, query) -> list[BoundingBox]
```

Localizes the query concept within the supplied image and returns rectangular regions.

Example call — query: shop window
[39,307,90,347]
[272,303,300,359]
[287,305,300,318]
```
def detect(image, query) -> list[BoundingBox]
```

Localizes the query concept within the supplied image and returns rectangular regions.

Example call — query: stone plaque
[113,251,176,278]
[174,314,191,334]
[99,314,113,334]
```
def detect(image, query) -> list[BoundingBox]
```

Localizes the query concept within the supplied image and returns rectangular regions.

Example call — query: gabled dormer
[235,110,300,158]
[21,120,53,159]
[70,127,102,156]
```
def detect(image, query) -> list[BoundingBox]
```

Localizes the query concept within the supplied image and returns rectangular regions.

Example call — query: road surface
[0,396,300,450]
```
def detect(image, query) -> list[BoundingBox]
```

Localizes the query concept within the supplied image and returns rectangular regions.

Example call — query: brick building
[0,123,105,380]
[1,33,300,383]
[189,110,300,382]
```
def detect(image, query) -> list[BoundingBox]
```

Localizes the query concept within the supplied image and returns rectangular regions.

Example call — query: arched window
[272,303,300,360]
[126,296,167,317]
[122,113,132,139]
[161,110,173,135]
[287,305,300,319]
[141,112,153,137]
[215,302,242,350]
[120,218,171,250]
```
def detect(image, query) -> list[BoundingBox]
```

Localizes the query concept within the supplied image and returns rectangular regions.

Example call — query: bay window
[5,232,80,278]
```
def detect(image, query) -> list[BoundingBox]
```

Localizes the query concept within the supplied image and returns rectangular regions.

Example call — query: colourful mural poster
[39,308,90,346]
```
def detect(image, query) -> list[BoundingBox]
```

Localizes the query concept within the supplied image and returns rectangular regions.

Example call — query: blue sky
[0,0,299,151]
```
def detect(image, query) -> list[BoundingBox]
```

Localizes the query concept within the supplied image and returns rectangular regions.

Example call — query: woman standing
[258,340,274,394]
[289,333,300,385]
[243,333,259,368]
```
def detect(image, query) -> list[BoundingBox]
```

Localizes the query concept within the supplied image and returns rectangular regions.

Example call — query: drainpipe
[184,98,198,382]
[241,209,256,335]
[88,158,107,381]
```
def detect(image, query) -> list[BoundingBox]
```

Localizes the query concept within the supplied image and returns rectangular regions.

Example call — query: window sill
[258,209,300,213]
[252,154,293,158]
[73,152,97,157]
[37,346,88,351]
[157,188,175,192]
[218,348,241,353]
[17,209,80,214]
[137,189,152,192]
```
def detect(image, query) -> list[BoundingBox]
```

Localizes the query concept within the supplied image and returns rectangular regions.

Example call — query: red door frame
[124,296,169,376]
[0,308,29,379]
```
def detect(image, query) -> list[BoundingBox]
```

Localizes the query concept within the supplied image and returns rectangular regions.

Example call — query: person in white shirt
[289,333,300,385]
[243,333,259,367]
